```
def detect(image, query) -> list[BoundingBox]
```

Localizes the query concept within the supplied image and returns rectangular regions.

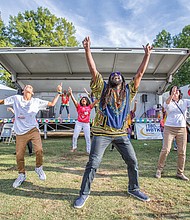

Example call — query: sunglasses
[110,71,121,77]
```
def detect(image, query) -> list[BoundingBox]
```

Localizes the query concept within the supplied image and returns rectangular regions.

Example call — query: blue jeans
[59,105,69,114]
[80,135,139,195]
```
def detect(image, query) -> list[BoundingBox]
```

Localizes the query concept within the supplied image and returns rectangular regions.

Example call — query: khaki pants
[157,126,187,175]
[16,127,43,173]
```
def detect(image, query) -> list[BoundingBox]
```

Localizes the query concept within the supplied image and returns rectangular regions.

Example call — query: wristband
[57,91,62,94]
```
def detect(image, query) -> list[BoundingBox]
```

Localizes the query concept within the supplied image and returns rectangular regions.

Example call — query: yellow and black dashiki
[90,72,137,136]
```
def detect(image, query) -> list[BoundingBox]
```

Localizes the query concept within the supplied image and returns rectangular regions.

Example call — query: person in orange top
[59,90,70,119]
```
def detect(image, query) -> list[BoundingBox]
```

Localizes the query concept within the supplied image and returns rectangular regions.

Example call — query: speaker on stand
[142,94,147,117]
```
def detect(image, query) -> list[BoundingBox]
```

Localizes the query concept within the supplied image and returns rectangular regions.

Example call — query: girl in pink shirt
[68,87,98,154]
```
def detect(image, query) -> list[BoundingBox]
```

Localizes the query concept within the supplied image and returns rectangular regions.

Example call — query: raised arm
[134,44,153,89]
[166,86,177,104]
[82,36,98,82]
[68,87,78,108]
[131,100,137,114]
[90,99,99,109]
[48,83,62,107]
[84,88,90,97]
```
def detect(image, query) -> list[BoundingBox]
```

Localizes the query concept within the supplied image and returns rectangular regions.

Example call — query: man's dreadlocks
[101,74,126,110]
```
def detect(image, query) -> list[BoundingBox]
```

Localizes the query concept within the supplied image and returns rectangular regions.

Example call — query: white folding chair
[0,123,16,145]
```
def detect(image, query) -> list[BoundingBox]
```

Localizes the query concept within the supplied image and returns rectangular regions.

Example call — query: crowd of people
[0,36,190,210]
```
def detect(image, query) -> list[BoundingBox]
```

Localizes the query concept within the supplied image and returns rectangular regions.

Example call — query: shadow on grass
[0,163,129,179]
[0,163,17,171]
[0,178,78,202]
[0,179,132,202]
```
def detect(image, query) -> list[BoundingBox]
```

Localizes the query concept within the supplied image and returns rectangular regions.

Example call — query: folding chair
[0,123,16,145]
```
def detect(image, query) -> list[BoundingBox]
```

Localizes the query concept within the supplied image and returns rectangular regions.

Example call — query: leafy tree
[7,7,79,47]
[172,60,190,87]
[172,25,190,87]
[0,7,79,87]
[0,67,15,88]
[152,29,172,48]
[0,20,12,47]
[0,20,14,87]
[173,25,190,48]
[153,28,190,88]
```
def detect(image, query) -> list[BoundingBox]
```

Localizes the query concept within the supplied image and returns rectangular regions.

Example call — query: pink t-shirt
[77,104,92,123]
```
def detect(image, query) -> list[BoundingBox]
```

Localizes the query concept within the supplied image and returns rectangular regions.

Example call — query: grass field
[0,137,190,220]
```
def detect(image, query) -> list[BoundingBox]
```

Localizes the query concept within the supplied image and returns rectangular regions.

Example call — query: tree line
[152,29,190,89]
[0,7,189,89]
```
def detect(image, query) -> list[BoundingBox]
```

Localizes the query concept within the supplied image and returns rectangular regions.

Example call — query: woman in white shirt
[155,86,190,181]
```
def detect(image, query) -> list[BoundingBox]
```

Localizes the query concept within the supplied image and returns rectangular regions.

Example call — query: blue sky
[1,0,190,47]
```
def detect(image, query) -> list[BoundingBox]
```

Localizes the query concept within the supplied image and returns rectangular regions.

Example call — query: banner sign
[135,123,162,140]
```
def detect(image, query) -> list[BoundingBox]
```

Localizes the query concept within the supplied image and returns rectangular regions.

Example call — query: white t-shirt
[164,99,190,127]
[4,95,49,135]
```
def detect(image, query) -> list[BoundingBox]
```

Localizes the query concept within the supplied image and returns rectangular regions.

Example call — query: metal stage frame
[0,118,94,140]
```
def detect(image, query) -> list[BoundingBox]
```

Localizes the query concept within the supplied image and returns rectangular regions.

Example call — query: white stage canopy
[0,47,189,94]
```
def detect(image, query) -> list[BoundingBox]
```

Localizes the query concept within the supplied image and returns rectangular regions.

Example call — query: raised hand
[171,86,178,96]
[143,43,153,55]
[57,82,62,93]
[82,36,91,50]
[68,87,72,95]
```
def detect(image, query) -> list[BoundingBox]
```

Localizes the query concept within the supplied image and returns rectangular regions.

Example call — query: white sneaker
[35,166,46,181]
[176,173,189,181]
[13,173,26,188]
[155,170,161,178]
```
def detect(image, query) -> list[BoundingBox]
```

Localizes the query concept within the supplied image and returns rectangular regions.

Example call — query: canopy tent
[0,47,189,95]
[0,84,17,118]
[0,84,17,92]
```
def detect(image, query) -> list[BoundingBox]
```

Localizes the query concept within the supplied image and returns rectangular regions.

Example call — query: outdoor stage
[0,118,94,139]
[1,117,189,142]
[0,117,162,140]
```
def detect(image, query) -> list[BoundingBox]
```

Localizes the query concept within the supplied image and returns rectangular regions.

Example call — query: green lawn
[0,137,190,220]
